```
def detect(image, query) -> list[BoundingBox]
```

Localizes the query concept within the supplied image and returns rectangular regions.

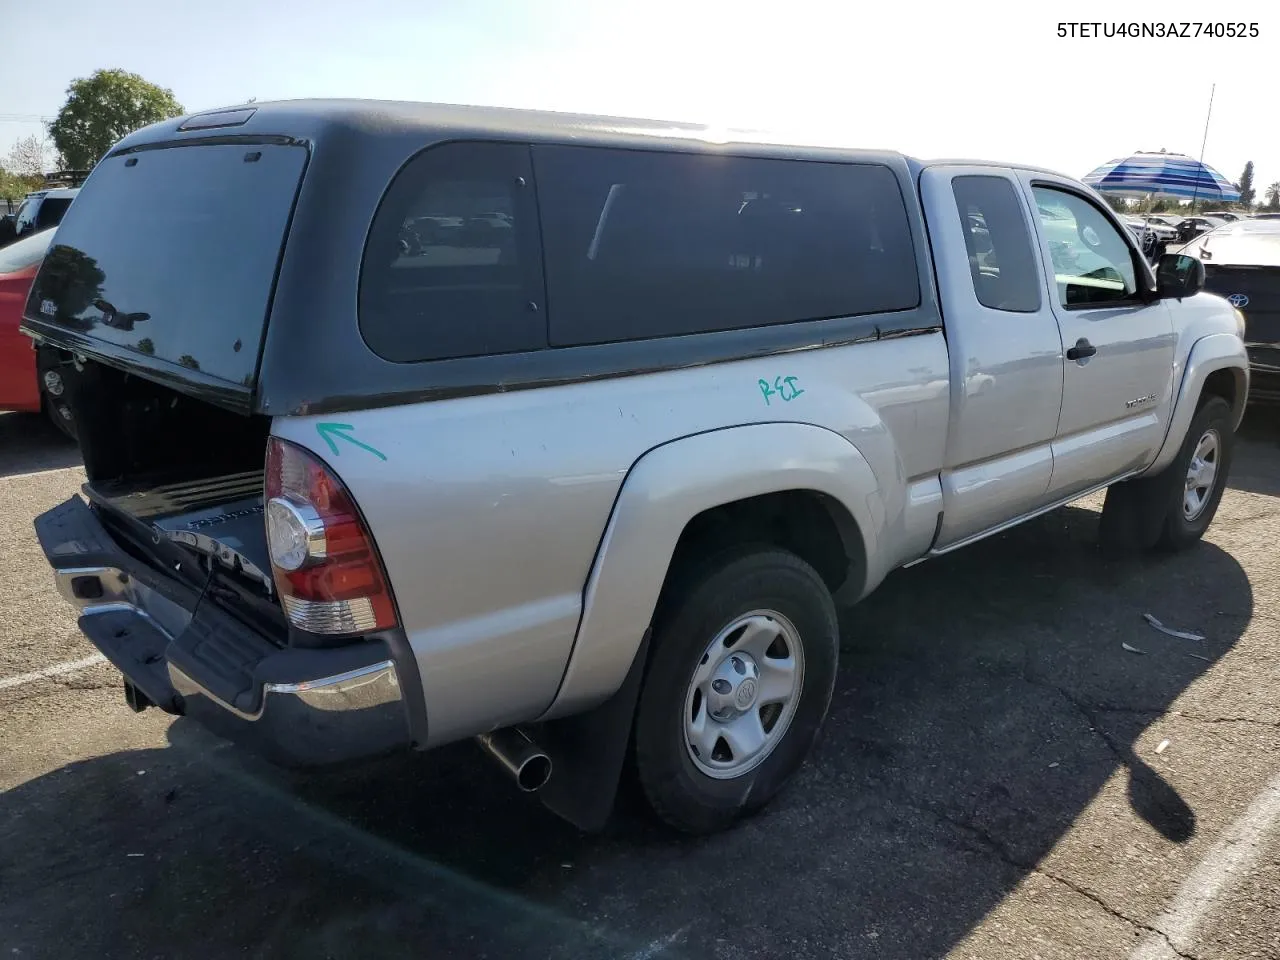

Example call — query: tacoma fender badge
[1125,393,1157,409]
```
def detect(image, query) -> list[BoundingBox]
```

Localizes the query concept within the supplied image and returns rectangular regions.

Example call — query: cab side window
[951,175,1041,313]
[1031,186,1138,308]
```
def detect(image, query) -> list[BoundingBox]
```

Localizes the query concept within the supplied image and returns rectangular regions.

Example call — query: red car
[0,227,74,437]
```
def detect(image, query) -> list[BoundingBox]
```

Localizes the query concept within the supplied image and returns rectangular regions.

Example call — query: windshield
[0,226,55,274]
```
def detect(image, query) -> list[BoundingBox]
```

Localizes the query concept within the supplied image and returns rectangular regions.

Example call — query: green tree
[48,69,184,170]
[1265,182,1280,212]
[0,166,42,203]
[1234,161,1256,209]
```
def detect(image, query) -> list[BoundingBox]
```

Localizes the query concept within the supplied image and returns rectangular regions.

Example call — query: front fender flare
[538,422,883,721]
[1141,333,1248,478]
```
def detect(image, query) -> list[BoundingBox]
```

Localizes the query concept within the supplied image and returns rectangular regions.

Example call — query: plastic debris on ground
[1142,613,1206,642]
[1122,642,1146,654]
[1156,739,1170,755]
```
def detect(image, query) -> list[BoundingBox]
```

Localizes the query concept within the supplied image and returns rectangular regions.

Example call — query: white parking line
[0,653,108,691]
[1129,770,1280,959]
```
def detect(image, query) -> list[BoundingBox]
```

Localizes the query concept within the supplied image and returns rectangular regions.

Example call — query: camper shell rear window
[25,142,308,389]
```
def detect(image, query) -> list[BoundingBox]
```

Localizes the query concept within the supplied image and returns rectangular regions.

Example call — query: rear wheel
[632,547,839,834]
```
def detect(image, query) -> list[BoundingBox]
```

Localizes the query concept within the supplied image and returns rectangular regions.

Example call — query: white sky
[2,0,1277,194]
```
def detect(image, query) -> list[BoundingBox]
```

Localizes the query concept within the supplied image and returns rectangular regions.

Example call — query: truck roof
[116,98,913,166]
[113,99,1081,187]
[910,157,1077,180]
[23,187,79,200]
[41,99,1077,421]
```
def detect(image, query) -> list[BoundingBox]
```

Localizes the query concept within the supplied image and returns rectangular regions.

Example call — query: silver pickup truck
[23,100,1249,836]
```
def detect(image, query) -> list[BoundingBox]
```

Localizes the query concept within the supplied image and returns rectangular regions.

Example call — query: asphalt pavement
[2,408,1279,960]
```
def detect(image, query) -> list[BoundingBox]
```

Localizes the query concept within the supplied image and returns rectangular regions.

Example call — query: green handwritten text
[758,375,806,406]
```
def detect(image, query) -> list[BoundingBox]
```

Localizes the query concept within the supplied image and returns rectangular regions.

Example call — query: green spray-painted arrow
[316,422,387,462]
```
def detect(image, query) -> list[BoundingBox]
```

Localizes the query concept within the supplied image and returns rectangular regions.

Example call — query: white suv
[13,187,79,239]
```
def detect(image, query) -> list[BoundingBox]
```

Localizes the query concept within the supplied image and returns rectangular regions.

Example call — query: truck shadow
[0,502,1254,959]
[0,411,80,478]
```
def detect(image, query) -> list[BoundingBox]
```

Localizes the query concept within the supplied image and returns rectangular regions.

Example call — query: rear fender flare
[1141,333,1248,478]
[539,421,882,723]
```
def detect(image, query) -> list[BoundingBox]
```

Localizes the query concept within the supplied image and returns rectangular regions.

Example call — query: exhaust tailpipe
[476,727,553,792]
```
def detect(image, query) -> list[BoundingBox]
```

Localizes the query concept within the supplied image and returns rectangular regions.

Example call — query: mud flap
[533,631,651,833]
[1099,470,1175,552]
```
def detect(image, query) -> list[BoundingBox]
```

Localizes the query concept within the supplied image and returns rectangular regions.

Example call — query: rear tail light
[264,437,398,635]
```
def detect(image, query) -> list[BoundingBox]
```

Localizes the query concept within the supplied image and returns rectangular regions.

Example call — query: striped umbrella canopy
[1082,151,1240,202]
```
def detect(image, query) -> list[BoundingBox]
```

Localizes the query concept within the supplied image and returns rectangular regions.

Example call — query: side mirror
[1156,253,1205,299]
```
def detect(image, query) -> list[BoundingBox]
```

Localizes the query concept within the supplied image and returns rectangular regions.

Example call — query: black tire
[632,547,839,835]
[36,356,78,442]
[44,396,77,441]
[40,383,77,441]
[1155,395,1233,549]
[1099,395,1233,553]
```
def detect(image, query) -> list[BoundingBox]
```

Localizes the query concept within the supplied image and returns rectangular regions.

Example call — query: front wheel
[1156,395,1234,549]
[632,547,839,835]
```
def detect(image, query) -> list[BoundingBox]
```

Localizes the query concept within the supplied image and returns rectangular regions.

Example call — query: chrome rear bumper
[45,535,411,767]
[168,659,401,723]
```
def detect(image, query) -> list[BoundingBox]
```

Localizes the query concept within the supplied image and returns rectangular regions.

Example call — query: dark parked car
[1122,216,1178,262]
[1178,219,1280,404]
[1175,216,1228,244]
[11,188,78,240]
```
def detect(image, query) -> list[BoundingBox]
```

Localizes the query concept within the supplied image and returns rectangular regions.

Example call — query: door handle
[1066,338,1097,361]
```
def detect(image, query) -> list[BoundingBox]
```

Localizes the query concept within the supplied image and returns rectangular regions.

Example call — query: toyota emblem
[1227,293,1250,308]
